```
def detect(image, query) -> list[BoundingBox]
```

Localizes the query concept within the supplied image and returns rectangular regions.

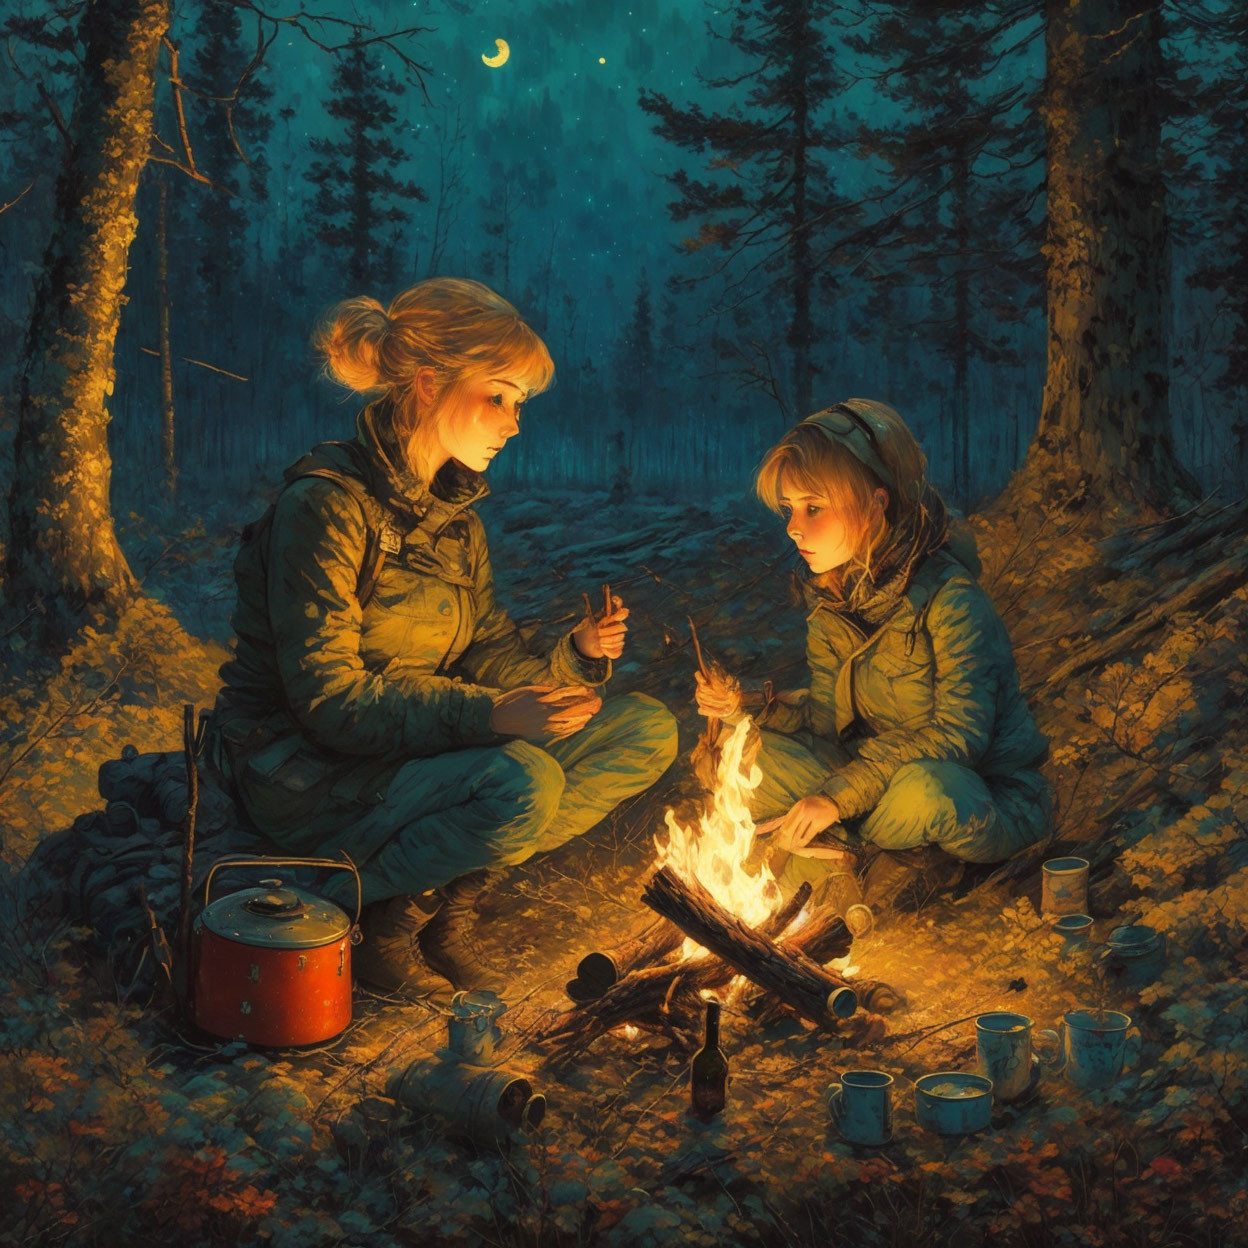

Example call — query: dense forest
[1,1,1246,1246]
[1,0,1244,528]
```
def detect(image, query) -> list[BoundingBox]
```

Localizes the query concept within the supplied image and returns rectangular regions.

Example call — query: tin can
[1041,857,1090,917]
[1102,924,1166,990]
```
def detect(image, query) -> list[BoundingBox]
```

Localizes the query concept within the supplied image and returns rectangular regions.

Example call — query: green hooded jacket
[757,525,1048,821]
[210,401,608,805]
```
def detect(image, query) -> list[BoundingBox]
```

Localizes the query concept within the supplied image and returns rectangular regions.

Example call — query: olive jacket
[209,401,607,826]
[757,530,1048,821]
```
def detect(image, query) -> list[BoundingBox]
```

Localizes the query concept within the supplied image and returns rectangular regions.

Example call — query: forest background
[1,0,1247,1245]
[2,0,1245,523]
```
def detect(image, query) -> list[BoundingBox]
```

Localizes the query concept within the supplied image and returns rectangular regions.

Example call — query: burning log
[542,884,819,1056]
[565,918,687,1003]
[642,866,858,1031]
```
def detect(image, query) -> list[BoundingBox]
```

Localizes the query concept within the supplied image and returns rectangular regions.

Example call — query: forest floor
[1,477,1246,1247]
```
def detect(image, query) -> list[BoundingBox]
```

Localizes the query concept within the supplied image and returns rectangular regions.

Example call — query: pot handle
[202,853,362,927]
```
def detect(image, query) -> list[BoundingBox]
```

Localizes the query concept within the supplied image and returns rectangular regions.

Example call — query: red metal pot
[191,855,361,1047]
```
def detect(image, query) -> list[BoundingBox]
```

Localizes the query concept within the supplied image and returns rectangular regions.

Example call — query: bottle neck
[704,1001,721,1047]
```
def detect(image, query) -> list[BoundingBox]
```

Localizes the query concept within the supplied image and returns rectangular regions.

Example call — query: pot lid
[199,880,352,949]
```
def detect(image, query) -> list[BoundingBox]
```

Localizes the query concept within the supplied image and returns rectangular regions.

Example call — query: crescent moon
[482,39,510,69]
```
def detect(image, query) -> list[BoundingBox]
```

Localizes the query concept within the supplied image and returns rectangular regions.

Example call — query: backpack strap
[239,457,390,610]
[292,466,389,609]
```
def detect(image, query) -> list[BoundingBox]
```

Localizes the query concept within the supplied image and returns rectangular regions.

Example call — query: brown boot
[417,870,507,994]
[861,846,964,911]
[354,894,453,999]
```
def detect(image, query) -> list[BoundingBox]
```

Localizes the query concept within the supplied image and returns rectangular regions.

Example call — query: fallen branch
[1041,537,1248,691]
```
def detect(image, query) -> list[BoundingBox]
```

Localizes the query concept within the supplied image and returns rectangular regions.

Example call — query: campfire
[654,716,785,957]
[542,720,900,1057]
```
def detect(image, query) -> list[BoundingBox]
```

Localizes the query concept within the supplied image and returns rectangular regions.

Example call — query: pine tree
[639,0,858,423]
[1186,4,1248,481]
[607,274,656,501]
[848,1,1044,505]
[183,0,273,317]
[305,44,426,292]
[6,0,169,627]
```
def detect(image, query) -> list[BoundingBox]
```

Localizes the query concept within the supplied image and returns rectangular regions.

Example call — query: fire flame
[655,718,783,958]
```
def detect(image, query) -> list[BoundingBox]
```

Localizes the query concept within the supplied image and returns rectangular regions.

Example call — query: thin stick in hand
[687,616,719,749]
[687,615,711,679]
[603,583,612,618]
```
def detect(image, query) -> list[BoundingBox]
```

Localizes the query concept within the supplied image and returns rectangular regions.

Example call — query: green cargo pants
[259,692,677,906]
[750,727,1051,900]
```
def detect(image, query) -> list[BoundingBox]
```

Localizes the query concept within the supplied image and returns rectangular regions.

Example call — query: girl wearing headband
[695,399,1050,908]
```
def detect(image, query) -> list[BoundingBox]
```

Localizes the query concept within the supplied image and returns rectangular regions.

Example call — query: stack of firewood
[540,868,902,1057]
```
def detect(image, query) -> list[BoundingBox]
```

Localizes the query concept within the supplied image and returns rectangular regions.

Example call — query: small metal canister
[1102,924,1166,990]
[387,1060,545,1147]
[444,990,508,1065]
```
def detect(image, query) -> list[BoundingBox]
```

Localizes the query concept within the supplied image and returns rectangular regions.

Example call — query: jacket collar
[355,397,489,533]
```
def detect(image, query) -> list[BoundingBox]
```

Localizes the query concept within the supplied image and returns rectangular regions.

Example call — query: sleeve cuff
[820,773,870,821]
[551,632,612,687]
[457,685,499,743]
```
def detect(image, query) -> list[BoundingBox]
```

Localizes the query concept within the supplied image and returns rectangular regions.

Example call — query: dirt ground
[2,485,1245,1247]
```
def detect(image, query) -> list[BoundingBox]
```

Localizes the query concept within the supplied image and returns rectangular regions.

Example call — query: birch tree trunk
[1021,0,1194,509]
[6,0,170,632]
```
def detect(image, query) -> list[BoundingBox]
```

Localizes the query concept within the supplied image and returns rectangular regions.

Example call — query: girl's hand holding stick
[688,618,747,795]
[573,582,630,660]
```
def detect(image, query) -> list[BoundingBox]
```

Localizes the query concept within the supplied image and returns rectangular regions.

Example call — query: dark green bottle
[690,1000,728,1119]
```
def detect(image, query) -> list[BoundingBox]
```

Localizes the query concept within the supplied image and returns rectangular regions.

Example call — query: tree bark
[7,0,170,629]
[158,175,176,501]
[1020,0,1194,509]
[952,138,971,506]
[565,918,687,1002]
[641,866,858,1029]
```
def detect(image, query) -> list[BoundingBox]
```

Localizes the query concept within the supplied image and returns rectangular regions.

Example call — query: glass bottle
[690,1000,728,1119]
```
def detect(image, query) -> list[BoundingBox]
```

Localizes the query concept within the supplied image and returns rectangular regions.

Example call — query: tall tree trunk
[158,175,176,501]
[1021,0,1194,509]
[789,68,813,422]
[7,0,170,630]
[952,139,971,506]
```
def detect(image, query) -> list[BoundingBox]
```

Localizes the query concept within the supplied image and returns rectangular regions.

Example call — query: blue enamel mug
[828,1070,894,1145]
[1053,1008,1142,1089]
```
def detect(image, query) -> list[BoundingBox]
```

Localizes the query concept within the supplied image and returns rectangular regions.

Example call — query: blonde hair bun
[314,296,393,393]
[312,279,555,414]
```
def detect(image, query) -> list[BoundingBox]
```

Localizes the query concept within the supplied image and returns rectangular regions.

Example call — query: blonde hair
[313,278,555,458]
[755,400,930,587]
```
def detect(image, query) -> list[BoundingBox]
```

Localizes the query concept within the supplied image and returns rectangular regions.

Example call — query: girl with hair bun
[695,399,1050,909]
[208,278,677,997]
